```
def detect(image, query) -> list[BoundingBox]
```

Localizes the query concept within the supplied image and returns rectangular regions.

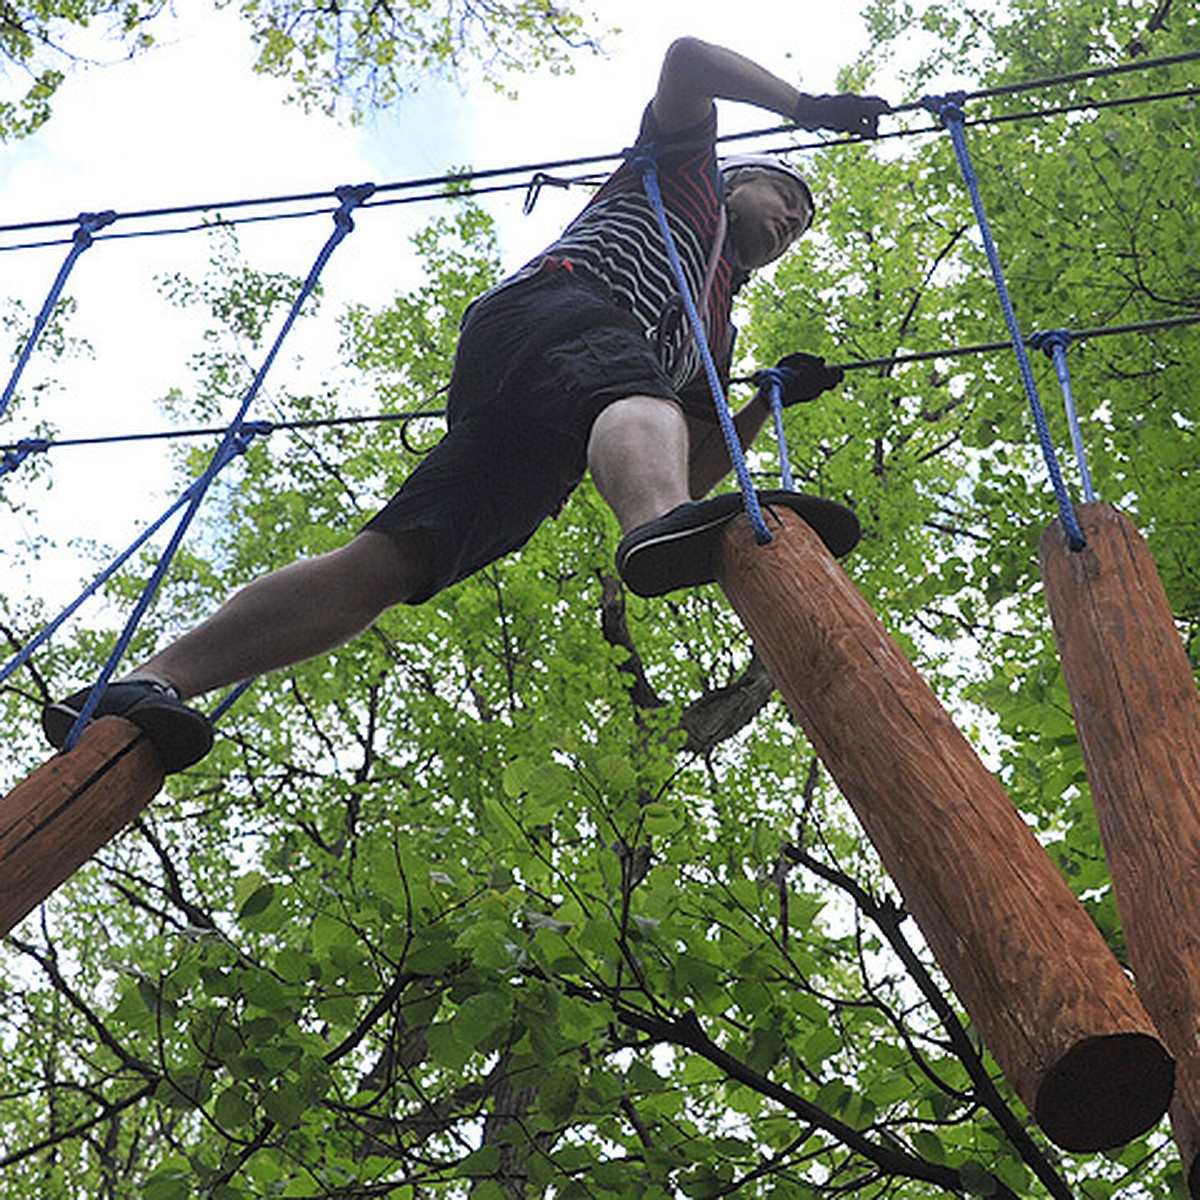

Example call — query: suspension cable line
[3,312,1194,467]
[0,49,1194,254]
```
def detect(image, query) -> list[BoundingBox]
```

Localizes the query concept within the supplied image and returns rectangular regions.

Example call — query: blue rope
[1028,329,1096,503]
[207,678,255,726]
[57,184,375,750]
[923,96,1086,550]
[0,431,266,688]
[1,212,117,424]
[749,368,795,490]
[633,153,772,544]
[0,436,50,477]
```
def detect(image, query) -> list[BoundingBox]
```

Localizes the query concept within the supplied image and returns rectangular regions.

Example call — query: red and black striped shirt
[501,104,734,395]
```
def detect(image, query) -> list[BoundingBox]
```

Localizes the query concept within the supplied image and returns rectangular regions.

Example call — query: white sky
[0,0,880,604]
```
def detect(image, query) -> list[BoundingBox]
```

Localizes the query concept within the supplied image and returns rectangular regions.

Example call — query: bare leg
[136,530,432,701]
[587,395,691,532]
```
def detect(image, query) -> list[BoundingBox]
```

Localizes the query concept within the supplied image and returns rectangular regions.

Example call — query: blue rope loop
[751,369,795,491]
[629,149,773,545]
[55,190,376,750]
[1028,329,1096,503]
[923,94,1087,550]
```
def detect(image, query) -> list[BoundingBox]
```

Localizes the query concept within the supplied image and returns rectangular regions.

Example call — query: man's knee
[345,529,435,608]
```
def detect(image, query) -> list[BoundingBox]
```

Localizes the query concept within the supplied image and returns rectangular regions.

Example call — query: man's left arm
[685,398,769,500]
[684,354,845,497]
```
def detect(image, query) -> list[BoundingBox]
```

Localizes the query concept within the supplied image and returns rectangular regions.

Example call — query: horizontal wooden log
[717,507,1172,1152]
[0,717,165,936]
[1041,503,1200,1190]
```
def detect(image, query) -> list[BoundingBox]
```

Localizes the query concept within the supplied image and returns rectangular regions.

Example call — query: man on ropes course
[42,36,886,772]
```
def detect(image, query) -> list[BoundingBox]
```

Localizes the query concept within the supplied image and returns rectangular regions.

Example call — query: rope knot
[921,91,968,125]
[0,437,49,476]
[73,210,118,249]
[624,145,660,179]
[1028,328,1073,357]
[750,367,787,392]
[333,183,376,231]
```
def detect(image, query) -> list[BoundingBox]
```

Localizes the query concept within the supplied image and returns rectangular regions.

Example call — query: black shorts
[363,264,679,601]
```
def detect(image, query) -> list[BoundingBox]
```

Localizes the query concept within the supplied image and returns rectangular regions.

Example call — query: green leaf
[453,990,511,1048]
[261,1079,308,1128]
[214,1084,255,1129]
[959,1160,999,1196]
[142,1169,191,1200]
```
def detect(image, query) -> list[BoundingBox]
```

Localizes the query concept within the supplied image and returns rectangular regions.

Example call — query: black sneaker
[42,679,213,773]
[616,489,860,598]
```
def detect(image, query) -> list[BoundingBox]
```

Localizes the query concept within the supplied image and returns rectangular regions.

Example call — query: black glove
[794,92,890,137]
[753,353,844,407]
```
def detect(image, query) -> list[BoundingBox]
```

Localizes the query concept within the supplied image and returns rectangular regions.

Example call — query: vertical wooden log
[1040,502,1200,1192]
[0,716,164,936]
[716,508,1172,1152]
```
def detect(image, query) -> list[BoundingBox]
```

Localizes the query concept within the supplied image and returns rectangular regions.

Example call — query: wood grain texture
[1041,503,1200,1185]
[0,717,164,935]
[717,506,1171,1151]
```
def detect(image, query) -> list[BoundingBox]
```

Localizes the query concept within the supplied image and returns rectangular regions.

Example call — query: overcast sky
[0,0,887,601]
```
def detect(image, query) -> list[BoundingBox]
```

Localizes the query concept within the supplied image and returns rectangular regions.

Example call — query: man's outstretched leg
[42,530,432,770]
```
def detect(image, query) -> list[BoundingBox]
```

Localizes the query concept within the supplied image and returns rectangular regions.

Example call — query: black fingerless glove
[753,353,845,407]
[794,92,889,137]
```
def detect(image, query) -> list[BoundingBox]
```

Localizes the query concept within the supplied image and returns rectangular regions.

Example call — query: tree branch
[784,846,1077,1200]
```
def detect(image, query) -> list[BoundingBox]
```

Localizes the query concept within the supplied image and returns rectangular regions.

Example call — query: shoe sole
[618,490,860,597]
[42,698,213,773]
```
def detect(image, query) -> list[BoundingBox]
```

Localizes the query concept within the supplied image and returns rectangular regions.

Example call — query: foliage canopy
[1,0,1198,1196]
[0,0,602,139]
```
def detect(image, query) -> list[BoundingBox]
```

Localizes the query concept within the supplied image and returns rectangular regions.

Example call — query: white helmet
[719,154,815,236]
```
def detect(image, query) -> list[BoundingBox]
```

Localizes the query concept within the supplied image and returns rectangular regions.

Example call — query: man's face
[726,175,812,271]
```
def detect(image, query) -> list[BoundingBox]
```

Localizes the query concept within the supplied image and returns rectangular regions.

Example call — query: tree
[1,0,1198,1195]
[0,0,603,140]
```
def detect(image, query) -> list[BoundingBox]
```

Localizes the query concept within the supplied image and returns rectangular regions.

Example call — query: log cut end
[1035,1032,1174,1152]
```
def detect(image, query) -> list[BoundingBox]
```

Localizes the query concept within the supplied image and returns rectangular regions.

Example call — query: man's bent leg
[587,395,692,533]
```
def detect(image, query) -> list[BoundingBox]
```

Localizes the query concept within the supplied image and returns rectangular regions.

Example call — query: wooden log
[1040,503,1200,1191]
[716,507,1173,1152]
[0,717,165,936]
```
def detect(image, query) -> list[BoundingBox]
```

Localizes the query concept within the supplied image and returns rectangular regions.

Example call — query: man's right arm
[652,36,887,139]
[651,37,802,136]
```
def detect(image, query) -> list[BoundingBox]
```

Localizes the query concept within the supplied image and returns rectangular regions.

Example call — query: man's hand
[794,93,890,137]
[753,353,845,407]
